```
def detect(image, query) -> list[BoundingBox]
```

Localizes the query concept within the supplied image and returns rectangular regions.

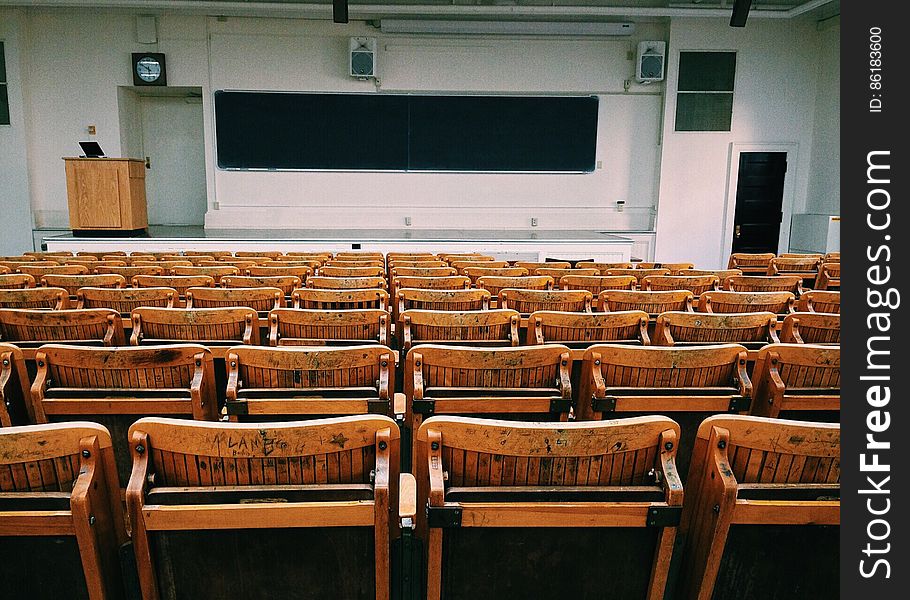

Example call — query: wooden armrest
[399,473,418,526]
[393,392,407,419]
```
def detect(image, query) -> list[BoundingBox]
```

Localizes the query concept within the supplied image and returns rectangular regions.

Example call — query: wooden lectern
[63,158,148,236]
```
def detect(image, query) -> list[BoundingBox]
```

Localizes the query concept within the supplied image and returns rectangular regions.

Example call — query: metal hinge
[412,399,435,415]
[728,395,751,412]
[592,396,617,413]
[427,504,462,528]
[646,506,682,528]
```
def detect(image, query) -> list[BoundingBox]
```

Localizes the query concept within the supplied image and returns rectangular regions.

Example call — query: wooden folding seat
[392,275,470,292]
[390,266,456,278]
[0,273,36,289]
[499,288,592,314]
[294,288,389,311]
[0,308,125,349]
[172,265,240,283]
[61,256,100,266]
[750,344,839,421]
[534,267,599,286]
[698,290,795,315]
[604,268,671,285]
[561,274,636,294]
[132,274,216,298]
[654,311,779,349]
[248,264,314,280]
[796,289,839,313]
[40,273,126,297]
[513,261,571,271]
[93,264,164,278]
[185,286,284,314]
[269,308,390,346]
[30,344,218,479]
[780,312,840,344]
[816,262,840,290]
[0,422,127,599]
[673,268,742,279]
[824,251,840,262]
[779,252,824,260]
[412,415,682,600]
[724,274,802,294]
[78,250,126,258]
[18,264,89,278]
[642,275,719,296]
[200,259,259,270]
[131,307,259,347]
[767,256,821,286]
[463,266,528,286]
[397,289,490,317]
[0,287,69,310]
[132,260,193,274]
[678,415,839,600]
[76,287,176,315]
[451,260,509,274]
[320,265,386,278]
[526,310,650,347]
[235,250,284,259]
[476,275,553,300]
[307,276,386,290]
[0,342,31,425]
[225,345,396,420]
[727,252,775,274]
[127,416,398,600]
[400,309,519,354]
[576,344,751,477]
[222,274,301,297]
[404,345,573,461]
[636,262,694,271]
[599,290,694,316]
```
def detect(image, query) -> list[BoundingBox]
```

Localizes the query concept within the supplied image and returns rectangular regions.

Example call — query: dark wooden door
[732,152,787,253]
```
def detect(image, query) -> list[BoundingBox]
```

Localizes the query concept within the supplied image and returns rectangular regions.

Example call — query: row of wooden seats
[0,413,839,599]
[728,251,840,289]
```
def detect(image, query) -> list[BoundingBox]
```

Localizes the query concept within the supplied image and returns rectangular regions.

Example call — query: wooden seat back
[727,252,775,274]
[816,262,841,290]
[674,268,742,279]
[133,275,216,297]
[268,308,390,346]
[132,260,193,274]
[750,344,840,419]
[636,262,694,271]
[172,265,240,283]
[780,312,840,344]
[389,266,456,278]
[599,290,694,315]
[76,287,176,314]
[0,287,69,310]
[397,288,490,318]
[307,276,387,290]
[604,268,671,284]
[724,275,802,294]
[450,260,509,274]
[0,308,125,347]
[654,311,779,348]
[199,259,259,270]
[293,287,389,311]
[513,261,571,271]
[235,250,284,259]
[679,415,839,600]
[247,265,314,280]
[400,309,519,354]
[40,274,126,297]
[222,275,301,296]
[767,256,822,276]
[463,266,528,285]
[413,415,682,600]
[526,310,650,347]
[18,264,89,278]
[698,290,795,314]
[0,422,127,599]
[0,342,31,425]
[131,307,259,346]
[226,345,395,419]
[476,275,553,299]
[93,264,164,278]
[392,275,470,291]
[0,274,35,289]
[499,289,592,314]
[561,274,637,294]
[320,265,386,278]
[185,286,283,313]
[642,275,719,296]
[795,290,839,313]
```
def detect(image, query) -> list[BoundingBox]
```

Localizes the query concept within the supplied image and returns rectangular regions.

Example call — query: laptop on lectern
[78,141,105,158]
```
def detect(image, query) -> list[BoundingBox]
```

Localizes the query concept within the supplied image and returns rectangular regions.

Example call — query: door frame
[721,142,799,260]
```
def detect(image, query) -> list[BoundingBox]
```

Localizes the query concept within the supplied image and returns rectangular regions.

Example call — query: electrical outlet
[531,217,538,227]
[405,216,412,226]
[596,160,603,169]
[87,125,96,135]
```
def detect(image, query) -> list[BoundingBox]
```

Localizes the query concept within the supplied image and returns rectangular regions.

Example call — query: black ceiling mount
[730,0,753,27]
[333,0,349,24]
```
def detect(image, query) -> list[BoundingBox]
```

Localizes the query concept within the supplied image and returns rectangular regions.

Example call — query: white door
[140,96,206,226]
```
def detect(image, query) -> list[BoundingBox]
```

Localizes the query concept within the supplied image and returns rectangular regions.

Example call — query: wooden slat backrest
[390,267,457,278]
[247,264,314,279]
[23,251,72,258]
[698,290,795,314]
[118,254,158,264]
[636,262,694,271]
[132,275,216,297]
[604,268,671,283]
[268,308,390,346]
[82,259,127,267]
[767,256,822,276]
[185,287,283,312]
[727,252,775,272]
[172,265,240,283]
[0,260,58,270]
[534,268,599,284]
[132,260,193,274]
[93,264,164,278]
[131,307,259,345]
[463,266,528,285]
[561,275,636,294]
[387,253,438,261]
[78,251,126,258]
[397,288,490,316]
[0,274,36,289]
[160,254,214,264]
[679,415,839,600]
[41,274,126,297]
[0,343,31,426]
[780,312,840,344]
[0,421,126,598]
[199,259,259,269]
[599,290,694,315]
[320,265,386,278]
[440,254,495,263]
[294,288,389,311]
[307,276,386,290]
[724,275,802,294]
[499,289,592,314]
[61,256,99,265]
[335,251,384,259]
[451,261,510,274]
[577,262,633,272]
[0,308,124,346]
[324,259,385,268]
[388,261,448,269]
[795,290,839,313]
[476,275,553,299]
[182,250,232,256]
[824,252,840,262]
[393,276,470,291]
[282,252,333,261]
[816,262,841,290]
[526,310,650,346]
[222,275,301,296]
[414,415,682,600]
[673,268,742,279]
[0,287,69,310]
[400,309,519,354]
[654,311,778,346]
[18,264,89,278]
[751,344,839,419]
[514,261,571,271]
[235,251,284,259]
[76,287,176,313]
[642,275,719,296]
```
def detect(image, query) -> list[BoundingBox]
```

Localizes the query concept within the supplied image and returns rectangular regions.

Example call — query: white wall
[805,16,840,216]
[654,17,824,268]
[0,9,36,253]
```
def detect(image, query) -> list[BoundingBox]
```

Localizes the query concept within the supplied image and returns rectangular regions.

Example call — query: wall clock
[132,52,167,86]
